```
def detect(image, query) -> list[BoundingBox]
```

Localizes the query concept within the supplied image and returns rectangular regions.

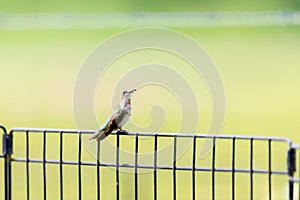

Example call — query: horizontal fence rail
[0,126,299,200]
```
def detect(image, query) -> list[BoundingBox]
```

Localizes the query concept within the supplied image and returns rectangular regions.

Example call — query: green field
[1,0,300,12]
[1,23,300,199]
[1,26,300,138]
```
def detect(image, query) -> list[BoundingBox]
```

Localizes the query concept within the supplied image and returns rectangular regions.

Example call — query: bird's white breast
[117,113,130,127]
[115,104,131,128]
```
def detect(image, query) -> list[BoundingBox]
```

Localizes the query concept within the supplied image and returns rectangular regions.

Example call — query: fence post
[287,148,296,200]
[2,127,13,200]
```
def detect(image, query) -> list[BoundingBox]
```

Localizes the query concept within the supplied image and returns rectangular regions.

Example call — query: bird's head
[120,89,136,107]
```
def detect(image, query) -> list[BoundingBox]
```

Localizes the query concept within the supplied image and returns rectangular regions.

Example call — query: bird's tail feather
[88,129,106,142]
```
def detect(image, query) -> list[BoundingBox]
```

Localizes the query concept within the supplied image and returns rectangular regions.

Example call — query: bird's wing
[112,104,122,116]
[88,104,124,142]
[98,113,114,131]
[99,104,121,130]
[88,114,118,142]
[88,129,105,142]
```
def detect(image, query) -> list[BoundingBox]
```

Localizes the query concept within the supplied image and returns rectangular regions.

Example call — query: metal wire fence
[0,125,298,200]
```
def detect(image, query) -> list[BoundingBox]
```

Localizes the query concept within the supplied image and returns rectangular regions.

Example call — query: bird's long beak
[122,88,136,99]
[128,88,137,93]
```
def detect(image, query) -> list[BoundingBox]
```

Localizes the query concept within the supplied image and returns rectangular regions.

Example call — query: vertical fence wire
[192,136,196,200]
[288,148,295,200]
[153,134,158,200]
[250,138,253,200]
[173,136,177,200]
[3,130,12,200]
[232,137,236,200]
[268,139,272,200]
[134,133,139,200]
[43,131,47,200]
[25,130,30,200]
[97,141,100,200]
[59,131,63,200]
[116,133,120,200]
[78,132,82,200]
[299,150,300,200]
[212,137,216,200]
[1,130,5,200]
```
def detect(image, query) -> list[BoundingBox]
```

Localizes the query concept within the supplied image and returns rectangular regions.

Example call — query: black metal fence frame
[0,125,298,200]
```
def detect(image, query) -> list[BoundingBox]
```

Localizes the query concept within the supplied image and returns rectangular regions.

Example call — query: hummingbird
[88,89,136,142]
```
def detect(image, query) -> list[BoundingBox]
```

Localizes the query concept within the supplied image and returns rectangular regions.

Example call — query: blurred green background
[0,0,300,12]
[1,1,300,199]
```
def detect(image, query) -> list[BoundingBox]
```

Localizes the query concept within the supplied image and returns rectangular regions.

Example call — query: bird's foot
[116,129,128,135]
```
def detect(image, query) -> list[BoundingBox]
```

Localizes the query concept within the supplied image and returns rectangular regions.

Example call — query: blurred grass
[1,26,300,199]
[1,26,300,139]
[0,0,300,12]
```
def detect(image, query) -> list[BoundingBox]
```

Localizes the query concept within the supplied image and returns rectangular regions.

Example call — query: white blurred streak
[1,11,300,30]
